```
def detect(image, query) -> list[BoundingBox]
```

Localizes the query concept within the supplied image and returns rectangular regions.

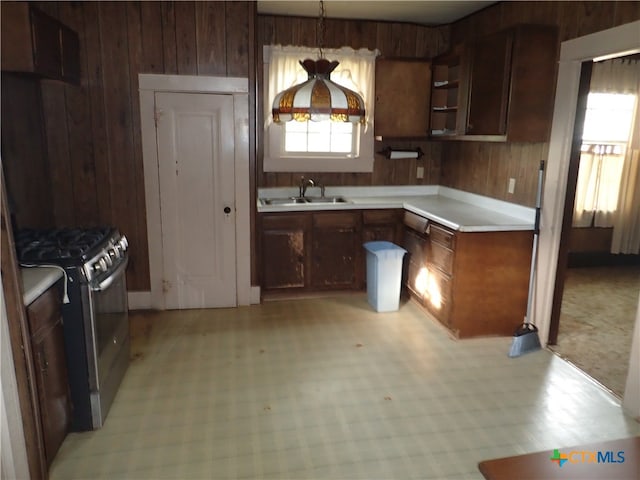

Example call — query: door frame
[535,21,640,417]
[139,74,255,309]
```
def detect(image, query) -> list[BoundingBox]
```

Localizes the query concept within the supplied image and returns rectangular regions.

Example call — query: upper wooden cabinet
[1,3,80,84]
[374,58,432,138]
[429,44,469,136]
[430,24,558,142]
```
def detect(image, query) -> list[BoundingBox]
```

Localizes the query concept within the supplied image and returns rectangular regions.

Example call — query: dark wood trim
[1,169,47,479]
[547,60,593,346]
[248,0,258,286]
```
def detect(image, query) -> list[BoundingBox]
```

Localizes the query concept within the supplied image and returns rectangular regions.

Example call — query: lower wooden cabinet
[260,207,532,338]
[402,213,532,338]
[260,213,311,290]
[26,282,72,466]
[311,212,360,289]
[260,209,405,294]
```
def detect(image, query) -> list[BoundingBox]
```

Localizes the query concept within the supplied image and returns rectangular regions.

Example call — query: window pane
[283,119,355,155]
[331,134,352,152]
[583,93,635,143]
[285,132,307,152]
[307,133,326,152]
[286,121,308,133]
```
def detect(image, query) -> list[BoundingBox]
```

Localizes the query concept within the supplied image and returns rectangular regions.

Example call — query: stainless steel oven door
[84,256,130,428]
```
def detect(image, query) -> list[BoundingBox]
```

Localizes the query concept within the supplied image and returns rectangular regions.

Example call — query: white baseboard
[128,291,152,310]
[250,286,261,304]
[129,289,258,309]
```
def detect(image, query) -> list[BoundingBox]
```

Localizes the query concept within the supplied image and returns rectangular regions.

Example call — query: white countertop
[257,186,534,232]
[21,266,64,306]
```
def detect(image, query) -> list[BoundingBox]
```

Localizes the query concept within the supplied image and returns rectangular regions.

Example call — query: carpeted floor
[550,265,640,398]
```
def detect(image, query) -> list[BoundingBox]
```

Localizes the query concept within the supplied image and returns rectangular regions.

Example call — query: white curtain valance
[590,58,640,94]
[264,45,379,129]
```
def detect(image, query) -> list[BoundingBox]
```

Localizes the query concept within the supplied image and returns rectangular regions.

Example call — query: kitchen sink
[260,197,308,205]
[259,196,350,206]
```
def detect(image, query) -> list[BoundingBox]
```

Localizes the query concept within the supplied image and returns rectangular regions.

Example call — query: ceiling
[256,1,497,27]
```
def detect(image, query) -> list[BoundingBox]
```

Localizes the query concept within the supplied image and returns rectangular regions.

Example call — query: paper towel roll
[389,150,419,159]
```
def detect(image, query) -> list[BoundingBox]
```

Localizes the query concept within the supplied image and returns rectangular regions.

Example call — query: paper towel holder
[377,147,424,160]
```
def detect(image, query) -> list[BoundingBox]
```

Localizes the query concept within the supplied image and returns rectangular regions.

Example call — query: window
[263,45,378,172]
[573,92,637,227]
[582,92,635,143]
[285,121,357,154]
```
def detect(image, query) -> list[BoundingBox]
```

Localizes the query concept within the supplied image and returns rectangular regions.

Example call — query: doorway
[535,20,640,416]
[138,74,253,310]
[548,55,640,397]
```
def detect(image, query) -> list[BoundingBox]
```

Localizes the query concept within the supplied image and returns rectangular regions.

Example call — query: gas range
[15,226,130,431]
[15,227,128,284]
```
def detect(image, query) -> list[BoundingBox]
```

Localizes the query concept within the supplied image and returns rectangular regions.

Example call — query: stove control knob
[104,253,113,267]
[109,246,120,259]
[119,236,129,252]
[95,257,108,272]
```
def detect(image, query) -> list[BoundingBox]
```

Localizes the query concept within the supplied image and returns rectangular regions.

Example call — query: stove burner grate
[15,227,113,264]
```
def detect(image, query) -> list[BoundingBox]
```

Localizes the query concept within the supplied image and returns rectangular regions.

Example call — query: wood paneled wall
[440,1,640,207]
[1,1,253,291]
[256,15,449,188]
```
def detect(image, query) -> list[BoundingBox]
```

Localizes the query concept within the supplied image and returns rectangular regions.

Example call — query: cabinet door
[30,7,62,79]
[402,228,428,300]
[261,214,311,290]
[0,2,34,72]
[362,209,402,244]
[33,319,72,465]
[28,286,72,466]
[374,59,431,138]
[311,212,360,289]
[466,30,512,136]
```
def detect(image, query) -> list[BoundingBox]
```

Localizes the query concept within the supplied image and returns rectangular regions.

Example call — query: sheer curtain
[264,45,379,129]
[572,58,640,253]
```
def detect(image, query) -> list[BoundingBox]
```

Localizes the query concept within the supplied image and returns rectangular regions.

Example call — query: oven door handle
[90,257,128,292]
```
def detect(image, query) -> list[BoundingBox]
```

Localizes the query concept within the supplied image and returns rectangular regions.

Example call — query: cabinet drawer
[261,213,310,230]
[313,212,358,229]
[429,223,455,249]
[404,211,429,233]
[363,209,399,225]
[27,285,60,338]
[428,241,454,275]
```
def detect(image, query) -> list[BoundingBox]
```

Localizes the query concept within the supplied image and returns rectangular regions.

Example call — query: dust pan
[509,323,541,357]
[509,161,545,358]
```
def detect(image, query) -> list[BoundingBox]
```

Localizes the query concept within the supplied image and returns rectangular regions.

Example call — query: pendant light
[271,1,366,124]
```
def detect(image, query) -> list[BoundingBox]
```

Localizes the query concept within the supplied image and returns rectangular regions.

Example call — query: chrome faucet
[299,176,315,198]
[299,176,326,198]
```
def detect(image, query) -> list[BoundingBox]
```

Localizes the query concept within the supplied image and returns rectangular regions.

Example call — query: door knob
[224,206,231,214]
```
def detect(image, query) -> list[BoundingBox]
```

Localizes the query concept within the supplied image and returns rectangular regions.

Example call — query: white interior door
[155,91,236,309]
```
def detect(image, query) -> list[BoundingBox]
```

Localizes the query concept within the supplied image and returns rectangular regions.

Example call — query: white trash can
[363,241,407,312]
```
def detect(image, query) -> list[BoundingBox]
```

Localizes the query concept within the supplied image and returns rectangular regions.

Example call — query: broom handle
[525,161,545,325]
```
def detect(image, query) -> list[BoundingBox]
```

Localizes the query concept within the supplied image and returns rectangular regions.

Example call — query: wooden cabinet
[26,282,72,466]
[260,210,390,294]
[260,213,311,291]
[374,58,431,138]
[1,3,80,83]
[311,212,360,289]
[362,209,403,244]
[430,24,557,142]
[402,212,532,338]
[429,44,469,137]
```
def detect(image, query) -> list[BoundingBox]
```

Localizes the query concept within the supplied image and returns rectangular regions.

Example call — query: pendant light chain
[317,0,326,59]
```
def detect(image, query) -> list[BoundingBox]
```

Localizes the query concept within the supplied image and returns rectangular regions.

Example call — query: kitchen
[2,1,640,478]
